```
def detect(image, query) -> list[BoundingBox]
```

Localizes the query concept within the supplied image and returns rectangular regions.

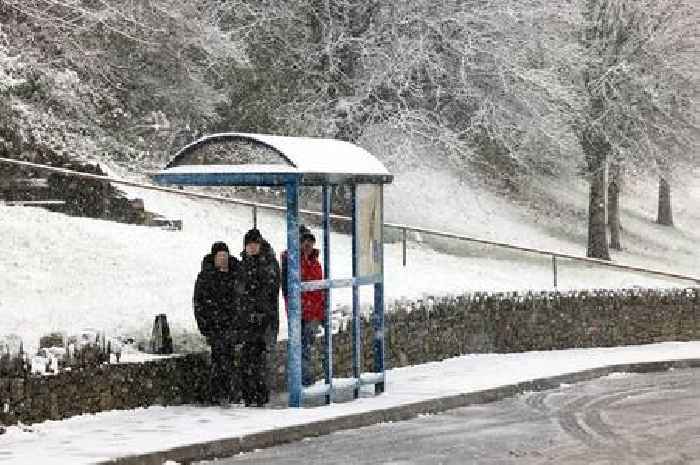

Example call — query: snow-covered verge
[2,168,698,354]
[0,341,698,465]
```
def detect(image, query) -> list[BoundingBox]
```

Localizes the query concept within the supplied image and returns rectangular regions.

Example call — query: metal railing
[1,200,66,206]
[2,156,699,287]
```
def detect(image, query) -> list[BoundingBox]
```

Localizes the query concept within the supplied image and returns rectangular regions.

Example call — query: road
[199,368,700,465]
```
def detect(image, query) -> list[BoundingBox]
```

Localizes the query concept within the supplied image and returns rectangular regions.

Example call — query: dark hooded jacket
[193,253,243,339]
[239,238,281,339]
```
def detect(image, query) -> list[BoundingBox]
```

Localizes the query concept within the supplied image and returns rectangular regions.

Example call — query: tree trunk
[657,176,674,226]
[588,158,610,259]
[608,164,622,250]
[582,127,610,260]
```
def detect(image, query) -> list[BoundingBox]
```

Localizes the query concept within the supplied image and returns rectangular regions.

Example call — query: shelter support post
[373,185,386,394]
[322,185,333,405]
[351,185,361,399]
[286,181,302,407]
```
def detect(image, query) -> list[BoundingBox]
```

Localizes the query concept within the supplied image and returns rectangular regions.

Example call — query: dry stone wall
[2,288,697,426]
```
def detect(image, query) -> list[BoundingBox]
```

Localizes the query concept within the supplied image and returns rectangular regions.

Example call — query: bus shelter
[151,133,393,407]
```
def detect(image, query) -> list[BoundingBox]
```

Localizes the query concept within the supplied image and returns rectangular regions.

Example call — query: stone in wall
[1,288,697,426]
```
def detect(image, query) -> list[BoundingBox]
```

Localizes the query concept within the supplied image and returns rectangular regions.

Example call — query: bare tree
[2,0,246,167]
[575,0,699,258]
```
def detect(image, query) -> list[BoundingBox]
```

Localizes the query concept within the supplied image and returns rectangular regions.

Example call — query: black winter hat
[244,228,263,245]
[298,224,315,242]
[301,230,316,243]
[211,241,229,255]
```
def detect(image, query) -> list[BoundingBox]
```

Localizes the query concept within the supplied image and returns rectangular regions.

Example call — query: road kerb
[101,357,700,465]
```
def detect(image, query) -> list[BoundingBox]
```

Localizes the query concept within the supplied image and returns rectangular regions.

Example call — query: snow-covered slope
[1,169,697,353]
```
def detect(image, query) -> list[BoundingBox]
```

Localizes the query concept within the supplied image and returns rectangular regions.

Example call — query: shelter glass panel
[356,184,382,277]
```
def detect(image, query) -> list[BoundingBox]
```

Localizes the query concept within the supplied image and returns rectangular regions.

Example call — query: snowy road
[199,368,700,465]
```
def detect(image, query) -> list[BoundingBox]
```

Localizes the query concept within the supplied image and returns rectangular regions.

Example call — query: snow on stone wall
[1,287,697,427]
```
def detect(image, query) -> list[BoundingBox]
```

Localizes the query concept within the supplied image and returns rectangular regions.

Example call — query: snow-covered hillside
[1,169,697,353]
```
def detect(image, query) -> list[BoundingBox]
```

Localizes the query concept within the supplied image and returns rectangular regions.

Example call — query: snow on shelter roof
[153,132,393,186]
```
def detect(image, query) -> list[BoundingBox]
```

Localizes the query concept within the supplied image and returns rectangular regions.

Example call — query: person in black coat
[193,241,243,405]
[239,228,280,406]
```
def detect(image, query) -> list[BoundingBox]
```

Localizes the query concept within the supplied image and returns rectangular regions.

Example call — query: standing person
[193,241,242,406]
[281,225,325,386]
[239,228,280,406]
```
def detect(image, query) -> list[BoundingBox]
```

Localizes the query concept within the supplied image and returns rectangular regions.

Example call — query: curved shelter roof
[152,132,393,186]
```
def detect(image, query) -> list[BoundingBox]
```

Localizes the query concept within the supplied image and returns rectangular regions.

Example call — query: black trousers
[240,338,269,406]
[209,336,241,402]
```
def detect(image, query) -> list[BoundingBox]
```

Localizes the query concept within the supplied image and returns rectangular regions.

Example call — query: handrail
[1,200,66,206]
[382,221,700,284]
[1,156,699,285]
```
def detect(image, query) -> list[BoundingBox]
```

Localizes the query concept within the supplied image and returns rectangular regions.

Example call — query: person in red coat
[281,225,326,386]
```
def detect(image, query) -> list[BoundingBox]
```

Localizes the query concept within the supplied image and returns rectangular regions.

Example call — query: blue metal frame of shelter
[151,133,391,408]
[285,181,303,407]
[351,185,361,399]
[322,185,333,405]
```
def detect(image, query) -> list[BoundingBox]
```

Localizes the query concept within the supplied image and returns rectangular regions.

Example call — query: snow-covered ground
[1,169,698,353]
[0,341,698,465]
